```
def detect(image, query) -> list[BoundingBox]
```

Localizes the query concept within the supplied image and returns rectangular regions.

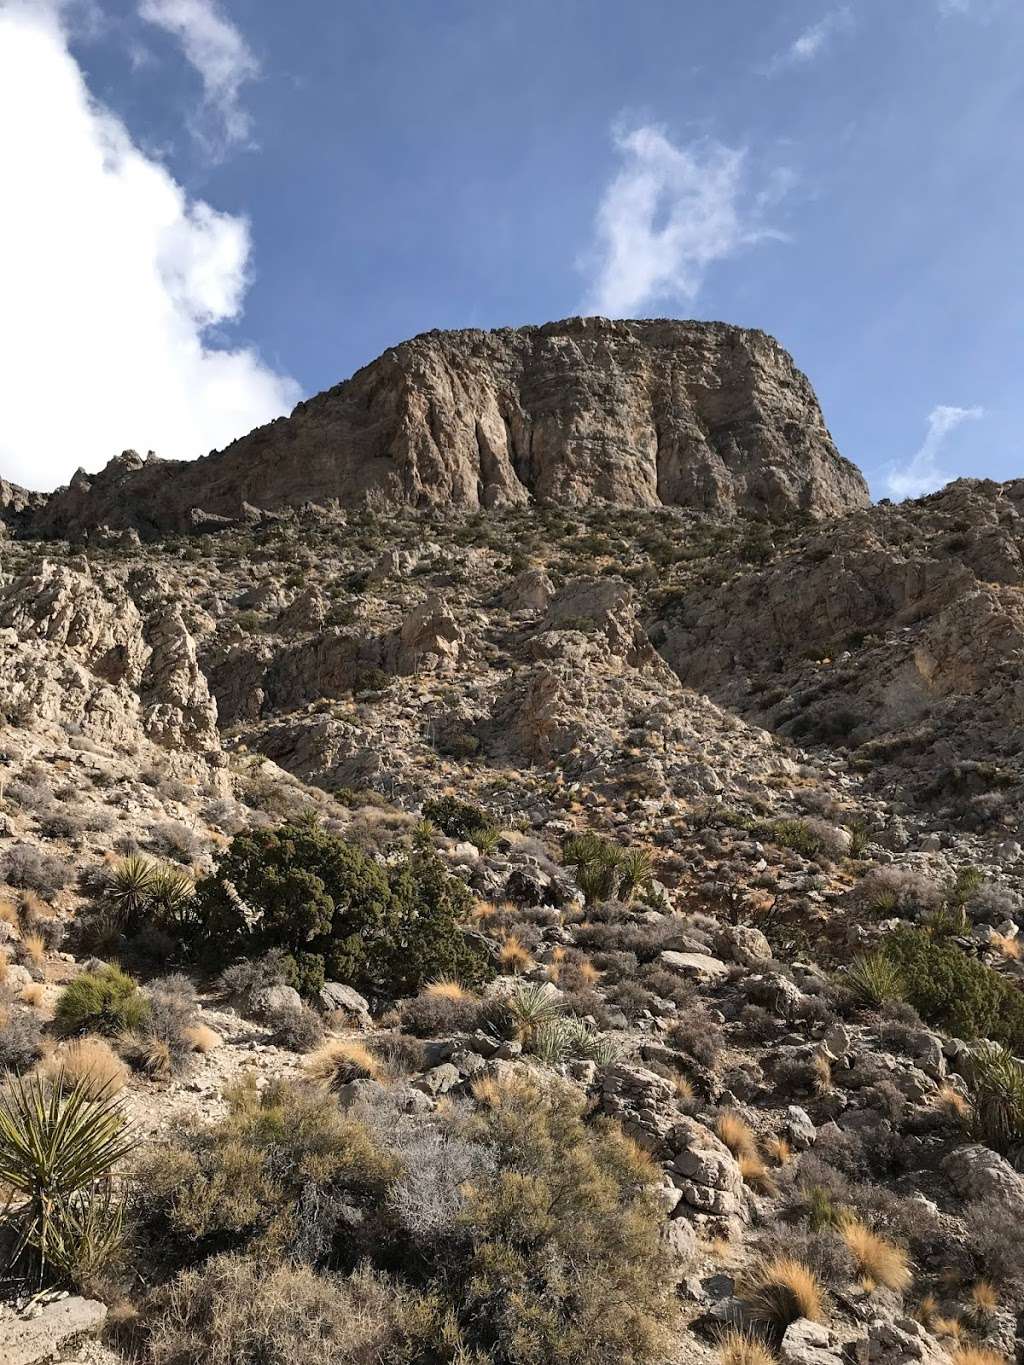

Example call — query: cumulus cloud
[886,405,984,500]
[0,0,299,492]
[138,0,258,153]
[766,7,853,73]
[582,124,787,317]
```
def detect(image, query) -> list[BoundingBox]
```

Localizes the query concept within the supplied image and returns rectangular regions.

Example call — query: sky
[1,0,1022,499]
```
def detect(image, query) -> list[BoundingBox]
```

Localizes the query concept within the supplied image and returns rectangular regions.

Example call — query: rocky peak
[18,318,868,538]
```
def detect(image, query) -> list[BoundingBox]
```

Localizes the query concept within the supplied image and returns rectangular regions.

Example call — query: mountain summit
[15,317,868,539]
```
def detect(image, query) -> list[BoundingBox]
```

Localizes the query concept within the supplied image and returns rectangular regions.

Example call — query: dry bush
[146,1255,449,1365]
[421,977,475,1001]
[498,933,533,973]
[121,1033,174,1079]
[306,1039,382,1088]
[840,1218,912,1292]
[716,1329,775,1365]
[20,982,45,1007]
[740,1256,824,1337]
[968,1280,998,1319]
[45,1036,128,1097]
[765,1137,792,1166]
[20,931,46,974]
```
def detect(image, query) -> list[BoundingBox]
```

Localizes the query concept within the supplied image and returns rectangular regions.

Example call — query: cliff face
[21,317,869,538]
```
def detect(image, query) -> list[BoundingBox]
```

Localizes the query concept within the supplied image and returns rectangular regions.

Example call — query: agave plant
[0,1071,137,1286]
[531,1020,572,1065]
[967,1044,1024,1163]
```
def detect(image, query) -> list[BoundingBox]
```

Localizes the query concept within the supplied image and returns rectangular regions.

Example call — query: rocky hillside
[9,318,868,538]
[1,324,1023,1365]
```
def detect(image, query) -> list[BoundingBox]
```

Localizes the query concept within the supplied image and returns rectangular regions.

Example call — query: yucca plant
[967,1043,1024,1163]
[558,1014,621,1064]
[531,1020,572,1064]
[844,951,904,1008]
[618,847,654,903]
[503,981,564,1044]
[563,832,625,904]
[148,865,197,933]
[104,854,158,929]
[0,1072,136,1286]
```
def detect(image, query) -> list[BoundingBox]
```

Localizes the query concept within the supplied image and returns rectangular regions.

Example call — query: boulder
[1,1297,107,1365]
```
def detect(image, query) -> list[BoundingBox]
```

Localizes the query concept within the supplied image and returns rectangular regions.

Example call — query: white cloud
[582,124,787,317]
[138,0,258,153]
[886,405,984,500]
[0,0,299,492]
[766,7,853,73]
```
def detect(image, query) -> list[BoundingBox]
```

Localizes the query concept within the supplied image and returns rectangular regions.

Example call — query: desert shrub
[882,928,1024,1049]
[665,1005,723,1069]
[193,819,491,998]
[216,950,290,1006]
[55,965,151,1039]
[0,1005,45,1073]
[270,1004,325,1053]
[421,795,497,842]
[399,988,483,1037]
[716,1329,775,1365]
[2,844,70,896]
[0,1072,135,1289]
[852,867,942,917]
[145,1255,447,1365]
[454,1076,675,1364]
[45,1038,128,1098]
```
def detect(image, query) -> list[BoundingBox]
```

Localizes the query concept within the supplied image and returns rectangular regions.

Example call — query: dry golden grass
[21,890,52,921]
[185,1023,222,1053]
[471,898,497,924]
[578,958,602,986]
[738,1152,777,1196]
[949,1348,1006,1365]
[470,1071,521,1108]
[123,1034,174,1079]
[916,1294,939,1329]
[716,1111,758,1160]
[969,1281,999,1317]
[0,951,8,986]
[45,1036,128,1097]
[421,977,474,1002]
[811,1052,833,1093]
[716,1328,775,1365]
[0,899,19,929]
[841,1219,912,1292]
[19,931,46,972]
[307,1038,381,1089]
[934,1084,971,1120]
[20,981,45,1007]
[498,934,533,974]
[932,1316,963,1341]
[765,1136,792,1166]
[708,1234,734,1263]
[990,933,1021,961]
[673,1073,695,1102]
[741,1256,824,1331]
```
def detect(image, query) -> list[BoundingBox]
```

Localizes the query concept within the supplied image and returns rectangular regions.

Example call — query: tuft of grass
[840,1218,912,1292]
[306,1038,382,1089]
[20,931,46,973]
[498,934,533,974]
[184,1024,221,1053]
[422,977,474,1001]
[765,1137,792,1166]
[716,1328,776,1365]
[20,981,45,1007]
[741,1256,823,1336]
[968,1280,999,1321]
[948,1350,1007,1365]
[55,965,150,1039]
[716,1111,758,1160]
[934,1083,971,1120]
[45,1038,128,1098]
[737,1152,776,1196]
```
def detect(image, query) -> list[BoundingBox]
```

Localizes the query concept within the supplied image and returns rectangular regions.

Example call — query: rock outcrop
[23,318,868,537]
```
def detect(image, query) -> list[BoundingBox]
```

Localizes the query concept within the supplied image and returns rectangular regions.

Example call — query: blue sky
[1,0,1021,497]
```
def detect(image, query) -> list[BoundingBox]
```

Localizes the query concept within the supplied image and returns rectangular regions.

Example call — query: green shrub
[0,1072,135,1288]
[845,952,905,1008]
[55,965,151,1039]
[192,818,490,998]
[882,928,1024,1049]
[421,795,497,842]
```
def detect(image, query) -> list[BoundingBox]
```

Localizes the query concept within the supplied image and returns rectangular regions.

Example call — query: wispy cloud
[0,0,298,491]
[886,405,984,500]
[937,0,972,13]
[138,0,258,154]
[766,6,853,74]
[581,123,788,317]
